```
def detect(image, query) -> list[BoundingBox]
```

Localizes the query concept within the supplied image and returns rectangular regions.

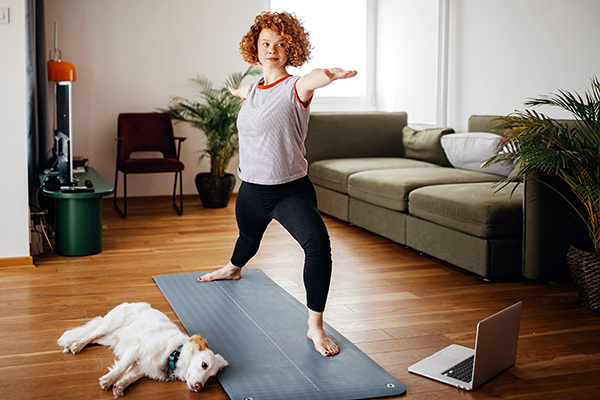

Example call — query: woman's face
[257,29,288,70]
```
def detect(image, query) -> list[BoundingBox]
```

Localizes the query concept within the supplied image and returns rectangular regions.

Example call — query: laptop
[408,301,522,391]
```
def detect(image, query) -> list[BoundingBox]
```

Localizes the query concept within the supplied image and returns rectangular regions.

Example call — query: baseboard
[0,256,34,268]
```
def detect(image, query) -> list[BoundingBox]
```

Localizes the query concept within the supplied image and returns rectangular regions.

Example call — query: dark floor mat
[154,269,406,400]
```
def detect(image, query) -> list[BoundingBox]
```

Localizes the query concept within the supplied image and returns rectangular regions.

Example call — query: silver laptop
[408,301,522,391]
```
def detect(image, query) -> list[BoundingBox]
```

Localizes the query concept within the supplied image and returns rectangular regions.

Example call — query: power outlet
[0,7,9,24]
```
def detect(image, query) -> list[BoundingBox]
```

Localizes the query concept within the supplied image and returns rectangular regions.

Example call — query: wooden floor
[2,195,600,399]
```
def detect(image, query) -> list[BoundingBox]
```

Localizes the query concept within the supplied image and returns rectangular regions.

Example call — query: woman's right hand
[228,84,252,99]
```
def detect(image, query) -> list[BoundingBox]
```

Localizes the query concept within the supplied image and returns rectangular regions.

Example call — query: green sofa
[305,113,524,279]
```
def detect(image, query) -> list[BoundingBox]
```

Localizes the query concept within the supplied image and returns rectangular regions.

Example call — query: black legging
[230,175,332,313]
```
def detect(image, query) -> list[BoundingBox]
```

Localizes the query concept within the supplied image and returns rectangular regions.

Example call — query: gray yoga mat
[154,269,406,400]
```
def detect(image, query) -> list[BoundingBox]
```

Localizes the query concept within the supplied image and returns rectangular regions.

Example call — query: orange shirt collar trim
[257,74,292,89]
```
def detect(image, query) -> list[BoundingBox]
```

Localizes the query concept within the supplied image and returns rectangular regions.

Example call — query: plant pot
[195,172,236,208]
[567,241,600,312]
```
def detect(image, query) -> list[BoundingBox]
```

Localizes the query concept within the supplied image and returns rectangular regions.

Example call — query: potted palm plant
[162,66,261,208]
[486,77,600,311]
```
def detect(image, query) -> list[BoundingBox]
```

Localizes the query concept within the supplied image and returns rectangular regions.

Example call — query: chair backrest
[117,113,177,161]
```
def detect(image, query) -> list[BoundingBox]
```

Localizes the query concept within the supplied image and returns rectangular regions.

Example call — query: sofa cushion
[441,132,512,176]
[305,112,407,165]
[402,126,454,166]
[347,168,502,212]
[309,157,441,194]
[408,182,523,238]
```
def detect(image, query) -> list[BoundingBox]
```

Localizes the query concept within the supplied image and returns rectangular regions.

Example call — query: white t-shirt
[236,75,311,185]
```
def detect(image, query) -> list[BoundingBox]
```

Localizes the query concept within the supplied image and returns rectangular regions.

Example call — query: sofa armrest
[522,172,589,281]
[305,112,408,165]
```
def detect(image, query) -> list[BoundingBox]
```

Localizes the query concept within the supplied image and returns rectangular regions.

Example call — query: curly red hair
[239,11,312,68]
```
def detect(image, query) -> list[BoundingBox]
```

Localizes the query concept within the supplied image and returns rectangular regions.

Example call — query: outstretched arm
[228,83,253,99]
[295,68,358,104]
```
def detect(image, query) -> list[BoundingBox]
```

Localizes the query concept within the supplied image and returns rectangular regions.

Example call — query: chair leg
[113,169,119,212]
[114,171,127,218]
[173,171,183,216]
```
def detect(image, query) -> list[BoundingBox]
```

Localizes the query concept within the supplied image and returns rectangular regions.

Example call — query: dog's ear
[190,335,208,351]
[215,354,228,370]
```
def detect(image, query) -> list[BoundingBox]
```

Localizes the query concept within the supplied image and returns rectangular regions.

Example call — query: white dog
[58,302,228,397]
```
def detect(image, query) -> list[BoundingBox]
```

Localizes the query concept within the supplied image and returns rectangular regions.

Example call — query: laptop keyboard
[442,355,474,383]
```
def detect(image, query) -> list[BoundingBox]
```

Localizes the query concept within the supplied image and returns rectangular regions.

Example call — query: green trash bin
[54,196,103,256]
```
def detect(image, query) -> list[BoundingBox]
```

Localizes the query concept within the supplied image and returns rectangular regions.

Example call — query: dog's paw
[99,373,115,390]
[69,341,88,354]
[62,341,85,354]
[59,340,79,354]
[112,383,124,398]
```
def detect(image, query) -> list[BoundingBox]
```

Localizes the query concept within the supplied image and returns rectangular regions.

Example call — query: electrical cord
[30,209,54,254]
[40,157,60,189]
[30,180,57,254]
[30,225,44,255]
[39,215,54,253]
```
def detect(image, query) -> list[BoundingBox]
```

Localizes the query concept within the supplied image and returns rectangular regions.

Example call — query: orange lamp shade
[47,60,76,81]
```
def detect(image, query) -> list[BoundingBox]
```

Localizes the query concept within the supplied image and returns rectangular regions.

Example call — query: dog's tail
[57,316,103,354]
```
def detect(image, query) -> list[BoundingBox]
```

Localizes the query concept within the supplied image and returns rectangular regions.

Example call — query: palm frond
[159,68,261,177]
[487,76,600,252]
[223,66,262,90]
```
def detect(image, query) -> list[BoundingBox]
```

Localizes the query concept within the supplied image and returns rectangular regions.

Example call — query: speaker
[44,175,60,191]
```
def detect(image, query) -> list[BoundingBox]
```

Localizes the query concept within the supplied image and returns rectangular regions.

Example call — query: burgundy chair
[114,113,186,218]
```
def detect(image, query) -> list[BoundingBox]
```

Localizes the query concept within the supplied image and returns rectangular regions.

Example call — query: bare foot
[197,262,242,282]
[307,310,339,357]
[308,328,339,357]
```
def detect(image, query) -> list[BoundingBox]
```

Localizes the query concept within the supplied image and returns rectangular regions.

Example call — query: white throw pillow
[440,132,512,176]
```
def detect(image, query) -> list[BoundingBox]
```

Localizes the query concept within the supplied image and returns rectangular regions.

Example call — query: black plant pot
[194,173,236,208]
[567,241,600,312]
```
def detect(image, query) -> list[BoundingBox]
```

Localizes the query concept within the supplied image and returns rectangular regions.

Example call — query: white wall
[447,0,600,131]
[45,0,268,197]
[376,0,439,124]
[0,0,31,260]
[377,0,600,132]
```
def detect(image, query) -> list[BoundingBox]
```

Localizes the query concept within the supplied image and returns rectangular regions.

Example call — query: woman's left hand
[323,68,358,81]
[296,68,358,104]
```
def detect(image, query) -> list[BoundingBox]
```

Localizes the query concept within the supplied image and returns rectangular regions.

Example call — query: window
[270,0,374,110]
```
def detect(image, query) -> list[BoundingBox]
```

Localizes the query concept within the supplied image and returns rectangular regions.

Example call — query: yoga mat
[154,269,406,400]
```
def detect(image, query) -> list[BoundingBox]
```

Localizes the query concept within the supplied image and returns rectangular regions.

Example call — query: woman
[198,11,357,357]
